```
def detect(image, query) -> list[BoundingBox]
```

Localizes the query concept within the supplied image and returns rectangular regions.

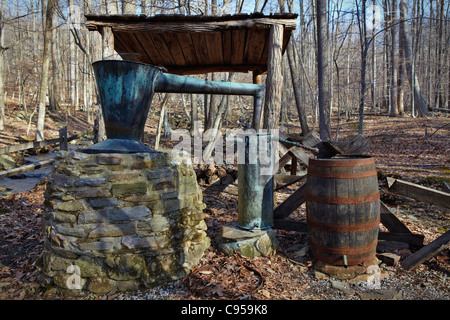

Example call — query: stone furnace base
[36,150,210,296]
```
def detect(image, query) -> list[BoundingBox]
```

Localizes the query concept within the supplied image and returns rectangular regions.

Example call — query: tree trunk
[371,0,377,112]
[155,93,170,150]
[389,0,398,117]
[0,0,6,131]
[203,73,235,161]
[49,4,59,111]
[357,0,368,135]
[286,39,310,135]
[382,0,390,112]
[122,0,136,14]
[36,0,56,141]
[190,93,199,137]
[399,0,428,116]
[316,0,331,140]
[68,0,76,114]
[397,30,405,115]
[206,74,218,130]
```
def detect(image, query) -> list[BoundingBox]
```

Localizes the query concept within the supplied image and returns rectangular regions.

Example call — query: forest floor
[0,103,449,301]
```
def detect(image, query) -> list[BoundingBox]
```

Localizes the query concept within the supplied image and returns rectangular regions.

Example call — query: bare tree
[286,39,310,135]
[36,0,56,141]
[389,0,398,117]
[315,0,331,140]
[0,0,6,130]
[399,0,428,116]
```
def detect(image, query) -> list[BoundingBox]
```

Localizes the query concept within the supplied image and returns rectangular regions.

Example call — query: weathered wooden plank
[301,130,328,157]
[274,174,306,191]
[274,173,306,184]
[378,231,424,247]
[288,148,309,167]
[387,177,450,209]
[190,32,211,65]
[67,128,94,143]
[401,231,450,270]
[0,138,61,155]
[258,28,270,65]
[230,29,246,65]
[273,219,308,233]
[277,152,292,172]
[148,33,176,66]
[133,32,160,65]
[85,13,299,24]
[163,32,188,66]
[290,155,297,175]
[245,28,266,65]
[0,128,92,156]
[59,128,68,151]
[204,31,223,65]
[380,201,412,234]
[86,18,298,33]
[273,182,307,219]
[175,32,198,66]
[0,159,54,179]
[222,29,232,65]
[113,31,148,63]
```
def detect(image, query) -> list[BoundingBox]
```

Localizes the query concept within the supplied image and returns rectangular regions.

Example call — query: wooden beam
[401,231,450,270]
[301,130,328,157]
[288,148,309,167]
[273,182,307,219]
[378,231,424,247]
[0,128,92,156]
[0,138,61,155]
[274,174,306,191]
[85,17,298,33]
[380,201,412,234]
[100,26,115,59]
[387,177,450,208]
[0,159,54,179]
[322,135,371,156]
[273,219,308,233]
[274,174,306,185]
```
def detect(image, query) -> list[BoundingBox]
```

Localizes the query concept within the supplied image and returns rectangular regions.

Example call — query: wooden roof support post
[100,26,115,60]
[263,23,284,130]
[252,70,263,85]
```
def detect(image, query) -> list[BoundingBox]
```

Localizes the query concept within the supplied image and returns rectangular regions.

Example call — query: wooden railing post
[59,127,68,151]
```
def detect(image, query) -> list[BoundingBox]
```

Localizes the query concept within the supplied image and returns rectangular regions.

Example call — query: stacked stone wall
[37,150,210,295]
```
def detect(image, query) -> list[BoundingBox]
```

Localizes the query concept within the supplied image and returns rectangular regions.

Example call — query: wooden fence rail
[0,128,93,156]
[0,128,93,179]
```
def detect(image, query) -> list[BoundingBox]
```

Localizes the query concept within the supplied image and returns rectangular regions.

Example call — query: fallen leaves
[182,250,264,299]
[0,183,45,299]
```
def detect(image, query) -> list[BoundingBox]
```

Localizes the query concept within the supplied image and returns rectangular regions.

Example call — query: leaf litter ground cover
[0,115,448,300]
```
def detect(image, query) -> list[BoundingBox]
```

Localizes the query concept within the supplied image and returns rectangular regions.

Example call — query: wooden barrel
[306,156,380,266]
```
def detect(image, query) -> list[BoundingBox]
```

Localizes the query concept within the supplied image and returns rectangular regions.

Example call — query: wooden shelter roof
[85,13,298,75]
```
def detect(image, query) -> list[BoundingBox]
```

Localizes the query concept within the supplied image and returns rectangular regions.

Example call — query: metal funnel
[83,60,162,153]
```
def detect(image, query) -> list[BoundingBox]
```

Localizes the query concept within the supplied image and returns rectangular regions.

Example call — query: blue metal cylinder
[237,132,274,230]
